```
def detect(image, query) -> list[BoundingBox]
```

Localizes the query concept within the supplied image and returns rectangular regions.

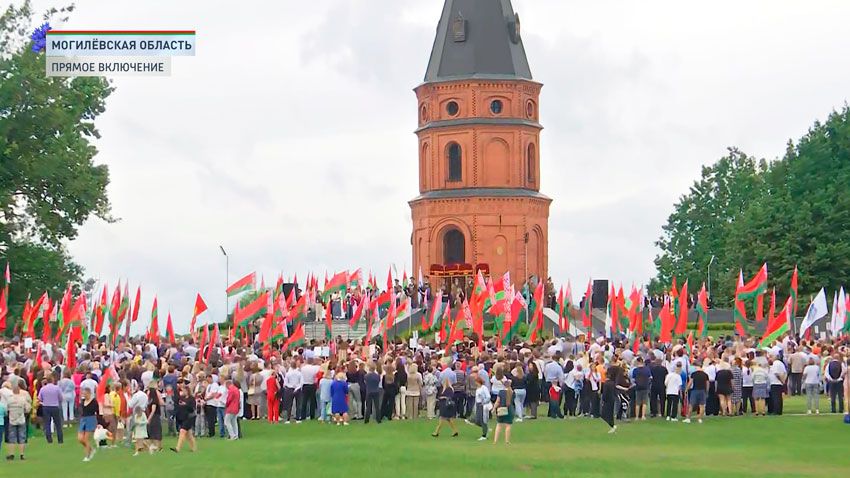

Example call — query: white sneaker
[343,422,350,426]
[815,410,820,415]
[666,417,670,421]
[607,426,617,434]
[671,418,678,422]
[295,420,302,424]
[478,436,487,441]
[285,421,291,425]
[698,419,703,424]
[83,457,91,462]
[807,410,812,415]
[682,418,691,423]
[133,452,139,456]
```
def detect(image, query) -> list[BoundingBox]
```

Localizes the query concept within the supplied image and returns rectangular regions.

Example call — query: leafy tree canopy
[655,106,850,311]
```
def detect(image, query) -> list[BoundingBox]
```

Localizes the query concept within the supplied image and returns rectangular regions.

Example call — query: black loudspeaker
[281,283,300,300]
[592,280,608,309]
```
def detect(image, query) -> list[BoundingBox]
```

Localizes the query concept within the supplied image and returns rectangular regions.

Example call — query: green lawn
[6,397,848,478]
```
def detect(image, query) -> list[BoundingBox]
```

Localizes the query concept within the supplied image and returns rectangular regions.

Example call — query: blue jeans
[514,389,527,420]
[319,399,330,422]
[217,408,226,437]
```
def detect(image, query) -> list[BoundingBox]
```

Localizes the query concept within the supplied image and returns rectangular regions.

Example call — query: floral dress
[731,366,743,404]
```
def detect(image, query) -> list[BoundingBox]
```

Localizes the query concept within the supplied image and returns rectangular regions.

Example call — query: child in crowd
[548,383,564,418]
[132,407,150,456]
[319,370,334,424]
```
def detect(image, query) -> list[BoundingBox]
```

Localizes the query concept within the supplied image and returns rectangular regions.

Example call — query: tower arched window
[443,228,465,264]
[527,143,536,183]
[447,142,462,181]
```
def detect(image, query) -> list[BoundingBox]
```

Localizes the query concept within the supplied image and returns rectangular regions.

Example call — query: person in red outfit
[224,380,240,440]
[267,373,280,423]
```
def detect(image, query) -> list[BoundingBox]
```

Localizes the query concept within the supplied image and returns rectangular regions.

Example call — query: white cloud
[25,0,848,332]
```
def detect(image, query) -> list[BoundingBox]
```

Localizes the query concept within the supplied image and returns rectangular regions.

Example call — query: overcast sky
[29,0,850,333]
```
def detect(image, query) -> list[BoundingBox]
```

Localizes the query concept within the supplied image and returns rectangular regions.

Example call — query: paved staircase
[301,319,372,342]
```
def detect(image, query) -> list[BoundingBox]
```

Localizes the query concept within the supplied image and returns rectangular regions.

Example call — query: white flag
[799,288,828,337]
[834,287,847,335]
[830,291,840,335]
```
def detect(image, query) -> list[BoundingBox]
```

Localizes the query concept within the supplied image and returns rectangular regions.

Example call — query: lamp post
[707,254,715,304]
[220,245,229,319]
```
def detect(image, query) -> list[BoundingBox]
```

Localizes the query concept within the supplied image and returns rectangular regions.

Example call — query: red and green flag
[227,272,256,297]
[149,296,160,344]
[235,291,269,328]
[696,283,709,338]
[166,311,175,344]
[205,324,219,365]
[733,270,748,337]
[790,266,798,318]
[322,271,348,301]
[759,297,791,348]
[674,280,688,336]
[190,293,207,337]
[97,365,119,404]
[131,286,141,323]
[582,279,592,329]
[282,323,304,352]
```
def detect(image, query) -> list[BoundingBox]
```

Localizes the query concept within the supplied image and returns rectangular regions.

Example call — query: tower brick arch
[482,137,510,187]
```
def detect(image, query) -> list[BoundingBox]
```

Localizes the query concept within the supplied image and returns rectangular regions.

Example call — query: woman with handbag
[492,372,515,444]
[431,377,458,438]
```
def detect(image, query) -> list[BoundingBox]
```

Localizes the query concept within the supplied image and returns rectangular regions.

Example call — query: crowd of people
[1,321,849,462]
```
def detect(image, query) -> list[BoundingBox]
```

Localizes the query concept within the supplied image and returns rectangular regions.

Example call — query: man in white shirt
[216,378,228,438]
[300,359,320,421]
[204,377,220,437]
[283,363,303,423]
[768,357,787,415]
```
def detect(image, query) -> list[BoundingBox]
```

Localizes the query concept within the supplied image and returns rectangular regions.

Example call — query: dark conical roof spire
[424,0,532,83]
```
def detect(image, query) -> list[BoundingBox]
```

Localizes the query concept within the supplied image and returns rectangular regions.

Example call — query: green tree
[0,2,113,333]
[654,148,766,306]
[725,108,850,305]
[656,106,850,311]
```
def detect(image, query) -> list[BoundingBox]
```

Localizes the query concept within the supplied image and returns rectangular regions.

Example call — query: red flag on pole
[166,312,175,344]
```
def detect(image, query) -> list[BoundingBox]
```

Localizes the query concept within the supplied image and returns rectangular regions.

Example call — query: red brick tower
[410,0,551,290]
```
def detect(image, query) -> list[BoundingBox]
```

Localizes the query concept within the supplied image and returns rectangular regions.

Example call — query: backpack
[828,361,841,381]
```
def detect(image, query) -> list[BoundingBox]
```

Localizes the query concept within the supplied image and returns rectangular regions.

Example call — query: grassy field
[5,396,847,478]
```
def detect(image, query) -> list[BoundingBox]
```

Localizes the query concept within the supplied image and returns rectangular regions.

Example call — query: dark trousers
[454,392,466,418]
[43,406,63,443]
[706,382,719,416]
[167,408,176,436]
[204,405,216,437]
[830,381,845,413]
[475,403,487,437]
[381,391,396,420]
[742,387,755,414]
[564,389,577,416]
[364,392,381,424]
[282,388,296,421]
[300,384,317,420]
[466,394,475,417]
[580,385,593,416]
[769,384,784,415]
[789,373,803,396]
[527,399,539,418]
[650,388,665,417]
[666,394,679,419]
[548,398,564,418]
[600,402,615,428]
